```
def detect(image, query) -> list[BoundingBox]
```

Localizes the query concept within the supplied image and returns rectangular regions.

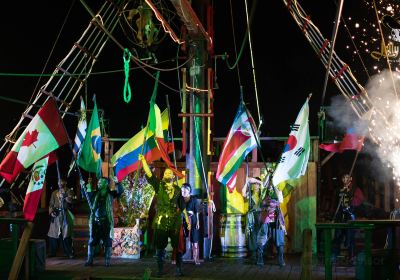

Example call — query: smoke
[326,96,367,136]
[327,69,400,184]
[365,70,400,183]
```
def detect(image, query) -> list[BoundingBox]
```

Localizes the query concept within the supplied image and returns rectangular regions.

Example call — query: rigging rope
[2,0,124,152]
[227,0,243,86]
[79,0,180,93]
[123,48,133,103]
[226,0,262,128]
[0,56,193,77]
[27,0,77,109]
[320,0,344,108]
[244,0,262,129]
[339,16,371,81]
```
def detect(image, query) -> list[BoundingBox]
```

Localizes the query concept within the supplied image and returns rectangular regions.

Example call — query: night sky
[0,0,396,155]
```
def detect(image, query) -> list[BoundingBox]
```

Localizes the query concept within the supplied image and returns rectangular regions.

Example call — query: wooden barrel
[219,214,247,257]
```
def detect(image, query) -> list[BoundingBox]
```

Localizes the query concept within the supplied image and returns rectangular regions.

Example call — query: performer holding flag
[256,95,310,267]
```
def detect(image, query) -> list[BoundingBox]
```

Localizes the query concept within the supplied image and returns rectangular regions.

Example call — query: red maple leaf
[22,129,39,148]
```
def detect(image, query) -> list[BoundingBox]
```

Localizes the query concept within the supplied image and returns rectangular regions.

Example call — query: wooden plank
[300,228,312,280]
[384,181,390,212]
[308,162,317,197]
[8,222,34,280]
[40,181,47,209]
[374,181,380,208]
[395,180,400,210]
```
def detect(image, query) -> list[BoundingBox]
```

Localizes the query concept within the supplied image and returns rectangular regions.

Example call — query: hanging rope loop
[123,48,132,103]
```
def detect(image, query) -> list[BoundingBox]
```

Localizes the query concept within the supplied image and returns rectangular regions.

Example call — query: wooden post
[8,222,34,280]
[323,228,332,280]
[374,181,380,208]
[251,149,257,162]
[364,229,372,280]
[395,183,400,209]
[384,181,390,213]
[40,181,47,209]
[11,224,19,256]
[102,135,110,177]
[301,228,312,280]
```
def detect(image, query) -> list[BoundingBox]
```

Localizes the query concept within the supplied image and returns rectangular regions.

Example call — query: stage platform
[36,254,356,280]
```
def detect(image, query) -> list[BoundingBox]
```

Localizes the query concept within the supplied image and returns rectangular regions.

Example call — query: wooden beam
[301,228,312,280]
[178,113,213,117]
[321,152,335,166]
[8,222,34,280]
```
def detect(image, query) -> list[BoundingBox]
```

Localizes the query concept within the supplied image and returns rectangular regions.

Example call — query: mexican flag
[23,156,49,221]
[0,99,68,183]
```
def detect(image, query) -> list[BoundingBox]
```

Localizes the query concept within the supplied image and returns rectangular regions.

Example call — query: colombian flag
[111,109,175,182]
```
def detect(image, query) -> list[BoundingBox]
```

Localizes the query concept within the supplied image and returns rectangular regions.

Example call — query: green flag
[78,97,102,177]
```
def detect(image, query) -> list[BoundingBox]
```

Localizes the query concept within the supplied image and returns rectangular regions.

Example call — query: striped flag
[111,109,175,182]
[68,97,87,175]
[216,102,258,193]
[73,97,87,157]
[272,98,310,187]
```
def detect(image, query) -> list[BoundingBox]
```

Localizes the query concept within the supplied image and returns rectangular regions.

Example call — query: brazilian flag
[78,96,102,178]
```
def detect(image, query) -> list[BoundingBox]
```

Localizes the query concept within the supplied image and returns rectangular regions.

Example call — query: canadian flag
[0,99,68,183]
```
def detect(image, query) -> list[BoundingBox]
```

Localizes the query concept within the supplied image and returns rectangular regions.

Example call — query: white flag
[272,98,310,187]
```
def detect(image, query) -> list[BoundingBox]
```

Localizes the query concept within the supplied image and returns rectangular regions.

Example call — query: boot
[84,246,94,266]
[176,252,184,277]
[156,249,165,277]
[277,246,286,267]
[256,246,264,266]
[192,244,200,265]
[105,246,112,267]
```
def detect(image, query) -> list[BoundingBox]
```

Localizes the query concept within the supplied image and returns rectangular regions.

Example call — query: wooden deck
[35,254,357,280]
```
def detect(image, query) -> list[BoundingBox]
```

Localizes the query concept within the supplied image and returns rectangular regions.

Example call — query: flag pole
[165,94,179,186]
[55,159,67,227]
[67,96,86,177]
[241,86,268,171]
[135,71,160,185]
[131,72,160,220]
[349,150,360,177]
[54,96,93,213]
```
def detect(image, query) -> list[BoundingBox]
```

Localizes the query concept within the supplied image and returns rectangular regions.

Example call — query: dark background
[0,0,345,141]
[0,0,394,185]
